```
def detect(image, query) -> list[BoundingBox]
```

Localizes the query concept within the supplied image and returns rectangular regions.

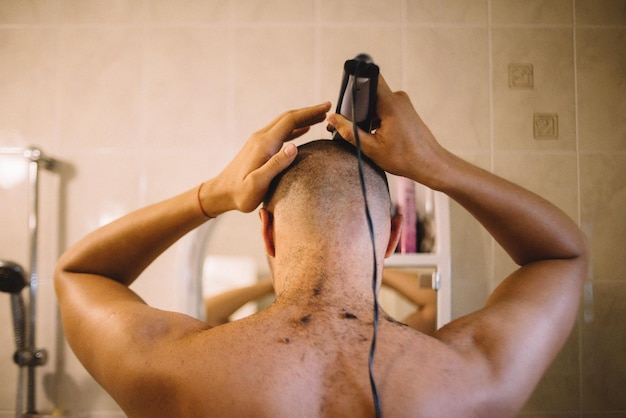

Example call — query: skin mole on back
[313,284,322,297]
[342,312,358,320]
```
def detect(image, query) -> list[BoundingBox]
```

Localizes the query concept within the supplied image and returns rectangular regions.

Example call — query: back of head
[264,139,391,246]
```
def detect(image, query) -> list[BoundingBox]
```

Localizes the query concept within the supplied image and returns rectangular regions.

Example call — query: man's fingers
[327,113,374,147]
[283,126,311,142]
[266,102,331,140]
[375,75,398,118]
[327,113,381,159]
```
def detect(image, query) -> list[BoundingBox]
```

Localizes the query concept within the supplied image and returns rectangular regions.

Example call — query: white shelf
[384,187,451,328]
[386,253,445,267]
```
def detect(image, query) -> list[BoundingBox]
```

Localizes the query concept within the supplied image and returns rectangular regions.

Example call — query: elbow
[570,227,590,265]
[565,228,590,287]
[550,220,590,266]
[53,253,71,297]
[54,250,82,299]
[55,252,70,277]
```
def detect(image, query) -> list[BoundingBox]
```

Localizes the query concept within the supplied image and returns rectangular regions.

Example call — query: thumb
[239,143,298,212]
[327,113,356,143]
[327,113,375,149]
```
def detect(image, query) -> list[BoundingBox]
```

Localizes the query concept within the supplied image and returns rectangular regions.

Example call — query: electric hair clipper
[333,54,380,140]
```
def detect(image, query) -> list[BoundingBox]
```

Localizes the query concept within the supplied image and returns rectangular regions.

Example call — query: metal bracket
[13,348,48,367]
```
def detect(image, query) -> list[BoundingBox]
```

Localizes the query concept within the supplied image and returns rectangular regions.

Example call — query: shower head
[0,260,28,351]
[0,260,27,294]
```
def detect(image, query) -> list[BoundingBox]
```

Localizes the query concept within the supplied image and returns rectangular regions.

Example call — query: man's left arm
[54,102,331,394]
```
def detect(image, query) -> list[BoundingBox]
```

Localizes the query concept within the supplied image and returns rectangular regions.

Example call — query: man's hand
[205,102,332,216]
[327,77,448,189]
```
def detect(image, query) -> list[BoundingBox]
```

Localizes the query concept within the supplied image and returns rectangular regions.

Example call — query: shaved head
[264,139,391,241]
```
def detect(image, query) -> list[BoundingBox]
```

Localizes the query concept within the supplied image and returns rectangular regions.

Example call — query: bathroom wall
[0,1,624,416]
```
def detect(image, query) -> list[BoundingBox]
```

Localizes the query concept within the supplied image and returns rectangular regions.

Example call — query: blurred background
[0,0,624,416]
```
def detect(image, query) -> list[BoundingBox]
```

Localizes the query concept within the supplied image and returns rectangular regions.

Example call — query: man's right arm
[328,76,588,412]
[428,146,587,412]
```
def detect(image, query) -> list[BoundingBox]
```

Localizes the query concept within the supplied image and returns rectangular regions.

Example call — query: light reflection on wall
[96,204,128,229]
[0,156,28,190]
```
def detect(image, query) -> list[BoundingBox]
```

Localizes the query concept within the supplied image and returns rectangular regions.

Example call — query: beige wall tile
[492,28,576,151]
[63,153,142,244]
[406,27,491,152]
[230,0,315,23]
[148,0,228,23]
[319,0,402,23]
[60,0,145,24]
[0,336,17,408]
[449,198,493,317]
[141,149,226,203]
[523,322,580,412]
[407,0,487,24]
[145,27,229,149]
[580,153,626,281]
[230,26,316,144]
[0,0,61,24]
[582,281,626,411]
[493,152,579,221]
[0,28,59,147]
[576,28,626,152]
[491,0,573,25]
[449,151,492,318]
[58,27,143,150]
[576,0,626,26]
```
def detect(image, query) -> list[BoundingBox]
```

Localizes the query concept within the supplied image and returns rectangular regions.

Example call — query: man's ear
[259,208,275,257]
[385,213,403,258]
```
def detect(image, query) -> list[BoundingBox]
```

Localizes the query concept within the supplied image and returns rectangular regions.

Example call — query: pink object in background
[396,177,417,253]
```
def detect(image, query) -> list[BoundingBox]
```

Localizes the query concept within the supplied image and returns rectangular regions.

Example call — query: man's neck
[272,259,380,311]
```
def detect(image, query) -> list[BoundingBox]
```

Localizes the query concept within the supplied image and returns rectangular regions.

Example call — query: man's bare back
[55,77,587,417]
[109,297,496,418]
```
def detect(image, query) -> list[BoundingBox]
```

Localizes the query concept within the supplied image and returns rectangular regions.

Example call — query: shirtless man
[55,76,587,417]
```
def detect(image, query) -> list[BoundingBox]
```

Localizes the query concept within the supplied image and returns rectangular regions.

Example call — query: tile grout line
[138,0,150,206]
[314,0,322,107]
[401,0,408,90]
[571,2,584,415]
[487,0,496,290]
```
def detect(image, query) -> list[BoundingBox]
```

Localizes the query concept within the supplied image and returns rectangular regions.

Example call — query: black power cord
[350,64,382,418]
